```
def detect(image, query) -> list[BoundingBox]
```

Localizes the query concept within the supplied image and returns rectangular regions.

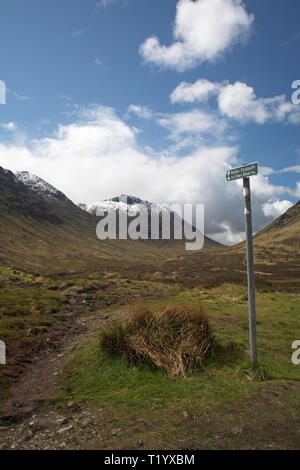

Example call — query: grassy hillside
[255,200,300,247]
[159,200,300,292]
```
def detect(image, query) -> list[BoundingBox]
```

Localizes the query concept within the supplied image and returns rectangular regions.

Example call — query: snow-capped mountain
[15,171,69,202]
[78,195,171,216]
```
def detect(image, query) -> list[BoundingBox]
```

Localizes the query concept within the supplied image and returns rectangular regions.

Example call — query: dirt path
[0,307,127,426]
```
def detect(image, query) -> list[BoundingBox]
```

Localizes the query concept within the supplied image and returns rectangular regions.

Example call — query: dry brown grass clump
[99,304,214,377]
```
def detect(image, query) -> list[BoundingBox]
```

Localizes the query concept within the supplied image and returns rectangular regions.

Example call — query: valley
[0,166,299,450]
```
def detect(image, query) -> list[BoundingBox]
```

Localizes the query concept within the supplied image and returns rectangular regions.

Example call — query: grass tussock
[99,304,214,377]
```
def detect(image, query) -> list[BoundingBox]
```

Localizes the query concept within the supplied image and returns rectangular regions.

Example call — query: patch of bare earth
[0,306,126,428]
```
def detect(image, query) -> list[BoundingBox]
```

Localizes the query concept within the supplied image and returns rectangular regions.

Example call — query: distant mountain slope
[13,170,220,249]
[79,195,221,250]
[0,167,219,276]
[157,199,300,292]
[15,171,70,202]
[78,195,170,217]
[254,200,300,246]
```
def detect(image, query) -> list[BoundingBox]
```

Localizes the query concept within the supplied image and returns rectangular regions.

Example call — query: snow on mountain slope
[15,171,69,202]
[78,195,171,216]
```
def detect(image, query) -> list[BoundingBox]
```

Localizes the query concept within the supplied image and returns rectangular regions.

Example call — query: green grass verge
[56,284,300,421]
[0,282,64,342]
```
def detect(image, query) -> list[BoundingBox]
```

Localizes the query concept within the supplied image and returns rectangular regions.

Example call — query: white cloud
[210,223,245,245]
[8,89,31,101]
[92,57,110,72]
[262,200,293,218]
[279,165,300,173]
[171,78,300,125]
[158,109,228,148]
[250,174,288,199]
[0,122,16,131]
[139,0,254,71]
[58,94,73,102]
[218,82,270,123]
[291,182,300,199]
[159,110,217,136]
[93,57,102,66]
[260,166,275,176]
[170,79,221,104]
[260,165,300,176]
[274,99,300,124]
[127,105,153,119]
[0,104,293,245]
[218,82,300,124]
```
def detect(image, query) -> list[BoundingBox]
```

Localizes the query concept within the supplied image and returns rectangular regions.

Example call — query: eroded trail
[0,307,127,426]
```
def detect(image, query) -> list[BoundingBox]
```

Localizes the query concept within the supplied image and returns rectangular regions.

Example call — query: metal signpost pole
[243,176,258,364]
[226,162,258,364]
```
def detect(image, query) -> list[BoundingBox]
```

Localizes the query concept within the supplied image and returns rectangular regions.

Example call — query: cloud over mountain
[0,104,295,245]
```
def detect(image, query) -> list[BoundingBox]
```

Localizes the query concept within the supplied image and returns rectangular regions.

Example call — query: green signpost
[226,162,259,364]
[226,162,258,182]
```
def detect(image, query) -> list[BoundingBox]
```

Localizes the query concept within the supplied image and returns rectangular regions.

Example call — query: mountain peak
[78,195,171,216]
[109,195,149,205]
[15,171,69,202]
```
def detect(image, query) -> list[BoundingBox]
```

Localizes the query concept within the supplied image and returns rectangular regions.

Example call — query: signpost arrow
[226,162,258,364]
[226,162,258,182]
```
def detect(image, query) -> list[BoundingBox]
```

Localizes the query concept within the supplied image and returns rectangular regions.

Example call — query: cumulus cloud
[159,110,216,135]
[171,78,300,125]
[278,165,300,173]
[0,122,16,131]
[170,79,221,104]
[218,82,270,123]
[218,82,300,124]
[0,104,294,245]
[262,200,293,218]
[139,0,254,71]
[127,105,153,119]
[126,105,228,149]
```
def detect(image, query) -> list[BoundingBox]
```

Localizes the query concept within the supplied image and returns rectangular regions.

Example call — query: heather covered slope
[161,200,300,292]
[254,200,300,247]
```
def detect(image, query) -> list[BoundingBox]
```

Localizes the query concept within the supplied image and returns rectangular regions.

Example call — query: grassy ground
[0,265,182,397]
[54,284,300,449]
[0,267,64,343]
[0,266,179,344]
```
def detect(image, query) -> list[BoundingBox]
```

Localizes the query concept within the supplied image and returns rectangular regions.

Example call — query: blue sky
[0,0,300,243]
